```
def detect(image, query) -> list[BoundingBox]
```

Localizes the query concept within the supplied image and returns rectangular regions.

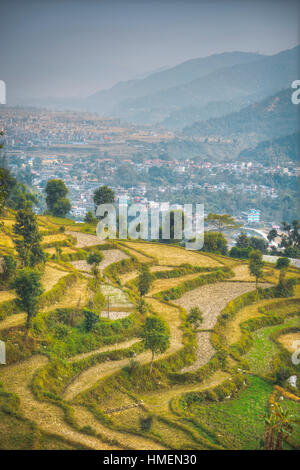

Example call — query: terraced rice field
[122,241,221,267]
[1,218,300,450]
[66,231,103,247]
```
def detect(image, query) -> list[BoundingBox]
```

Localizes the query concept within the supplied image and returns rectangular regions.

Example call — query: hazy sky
[1,0,300,100]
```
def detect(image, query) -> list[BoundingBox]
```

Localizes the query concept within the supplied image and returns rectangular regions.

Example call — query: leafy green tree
[267,228,278,242]
[84,210,97,224]
[45,179,71,217]
[11,268,44,335]
[1,255,17,286]
[249,249,264,290]
[87,251,103,267]
[280,220,300,250]
[0,167,17,216]
[229,246,252,259]
[236,232,250,248]
[83,309,99,332]
[186,307,203,329]
[137,264,152,309]
[249,236,268,254]
[140,316,170,374]
[93,185,115,211]
[202,231,228,255]
[276,257,290,270]
[13,209,45,267]
[205,213,240,232]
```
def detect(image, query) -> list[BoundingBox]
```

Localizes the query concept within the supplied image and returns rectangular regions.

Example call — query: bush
[139,416,153,432]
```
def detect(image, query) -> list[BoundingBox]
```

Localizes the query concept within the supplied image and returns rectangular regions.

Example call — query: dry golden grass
[149,272,202,295]
[1,219,15,228]
[118,243,153,263]
[150,265,175,273]
[0,232,14,249]
[122,242,221,267]
[42,233,68,245]
[45,246,77,255]
[42,265,69,291]
[43,277,89,311]
[232,264,256,282]
[119,270,139,285]
[277,332,300,353]
[0,290,16,302]
[0,313,26,331]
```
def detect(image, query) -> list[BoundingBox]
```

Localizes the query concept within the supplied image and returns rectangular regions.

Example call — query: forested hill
[183,89,300,145]
[238,132,300,165]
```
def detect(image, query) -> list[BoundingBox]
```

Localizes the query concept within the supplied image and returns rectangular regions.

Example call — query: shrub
[139,416,153,432]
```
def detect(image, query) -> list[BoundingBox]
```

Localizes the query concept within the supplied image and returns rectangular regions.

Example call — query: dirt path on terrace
[174,281,271,372]
[0,356,121,450]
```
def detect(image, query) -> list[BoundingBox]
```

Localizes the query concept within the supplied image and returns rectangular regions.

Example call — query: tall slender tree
[13,208,45,267]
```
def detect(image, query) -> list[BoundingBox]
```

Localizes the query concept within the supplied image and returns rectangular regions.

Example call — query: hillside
[238,132,300,165]
[183,89,300,145]
[0,211,299,450]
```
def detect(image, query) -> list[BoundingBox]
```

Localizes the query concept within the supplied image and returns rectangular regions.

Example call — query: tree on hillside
[140,316,170,374]
[11,268,44,336]
[84,210,97,224]
[1,255,17,287]
[93,185,115,212]
[267,228,278,243]
[205,213,240,232]
[137,264,152,310]
[279,220,300,258]
[235,233,268,254]
[249,249,264,290]
[275,257,292,297]
[45,179,71,218]
[202,231,228,255]
[236,232,250,248]
[87,251,103,278]
[83,309,99,332]
[13,208,45,267]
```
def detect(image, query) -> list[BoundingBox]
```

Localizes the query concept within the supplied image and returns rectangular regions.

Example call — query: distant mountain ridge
[86,51,264,115]
[114,46,299,124]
